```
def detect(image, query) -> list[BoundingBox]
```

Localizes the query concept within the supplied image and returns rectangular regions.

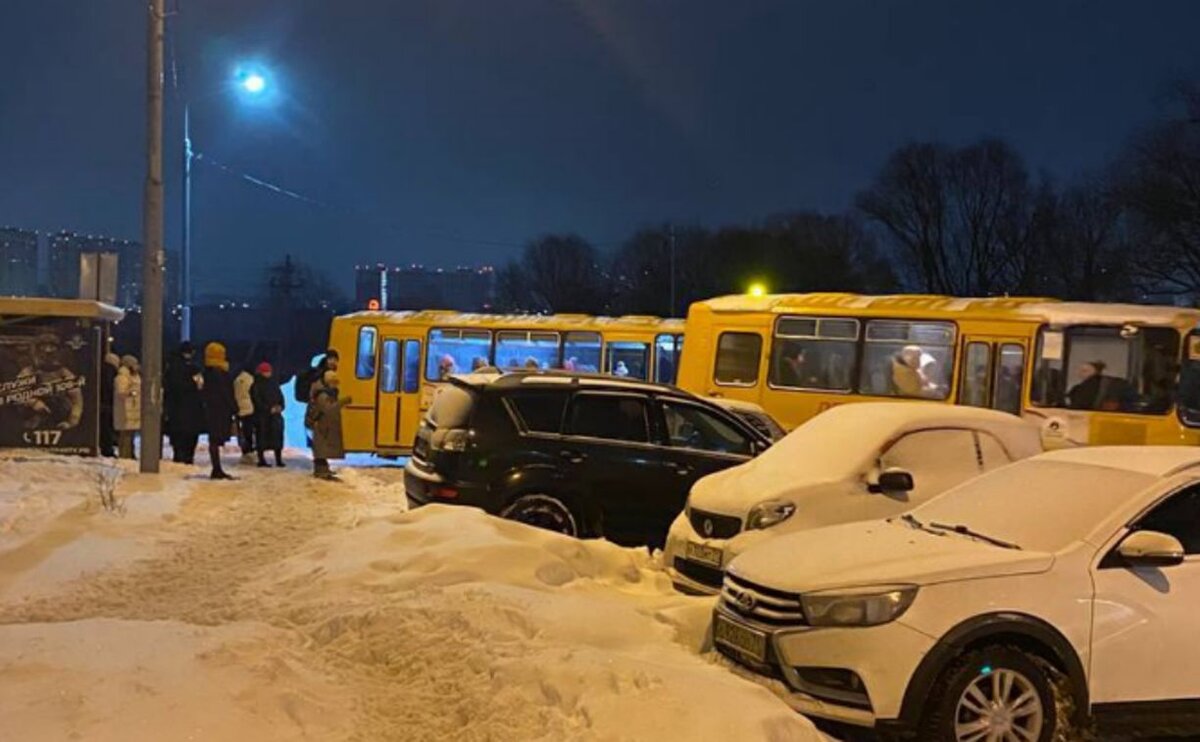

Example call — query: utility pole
[668,223,676,318]
[181,104,193,341]
[140,0,166,473]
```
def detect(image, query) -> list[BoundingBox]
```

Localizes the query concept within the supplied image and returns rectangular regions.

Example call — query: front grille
[720,572,807,627]
[688,507,742,539]
[673,557,724,590]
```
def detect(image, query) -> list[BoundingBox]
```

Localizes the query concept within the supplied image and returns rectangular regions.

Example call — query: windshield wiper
[928,522,1022,551]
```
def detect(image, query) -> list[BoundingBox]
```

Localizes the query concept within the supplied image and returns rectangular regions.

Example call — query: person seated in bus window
[823,348,852,390]
[563,356,578,371]
[1067,361,1136,412]
[891,347,924,397]
[781,346,811,387]
[524,357,541,370]
[471,356,489,372]
[613,361,630,377]
[437,354,458,380]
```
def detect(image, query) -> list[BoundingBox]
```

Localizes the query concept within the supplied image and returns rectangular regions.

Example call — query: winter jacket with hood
[201,342,238,442]
[234,370,255,417]
[114,356,142,432]
[251,373,286,451]
[309,375,349,459]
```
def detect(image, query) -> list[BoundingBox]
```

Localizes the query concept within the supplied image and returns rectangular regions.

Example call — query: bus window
[380,339,400,393]
[1032,325,1179,414]
[769,316,857,391]
[655,334,682,384]
[859,320,954,400]
[426,329,492,380]
[356,326,378,380]
[607,341,649,379]
[959,342,991,408]
[403,339,421,393]
[993,344,1024,414]
[497,331,559,370]
[714,332,762,386]
[563,332,602,372]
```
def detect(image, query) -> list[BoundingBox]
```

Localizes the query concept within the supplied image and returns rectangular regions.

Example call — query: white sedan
[713,446,1200,739]
[664,402,1042,594]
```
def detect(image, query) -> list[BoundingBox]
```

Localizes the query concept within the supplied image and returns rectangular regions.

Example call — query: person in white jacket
[233,366,256,462]
[113,355,142,460]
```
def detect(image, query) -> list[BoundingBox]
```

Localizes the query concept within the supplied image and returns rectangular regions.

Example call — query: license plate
[713,613,767,663]
[686,541,723,568]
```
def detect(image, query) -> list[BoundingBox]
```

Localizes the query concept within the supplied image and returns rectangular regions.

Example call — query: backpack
[295,365,319,403]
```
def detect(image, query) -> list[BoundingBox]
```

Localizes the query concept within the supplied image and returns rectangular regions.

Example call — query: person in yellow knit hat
[200,342,238,480]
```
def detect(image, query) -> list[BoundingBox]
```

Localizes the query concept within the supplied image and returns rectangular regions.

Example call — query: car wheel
[922,646,1061,742]
[500,494,579,537]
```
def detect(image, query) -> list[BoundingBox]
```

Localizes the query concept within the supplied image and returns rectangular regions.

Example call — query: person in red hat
[250,361,286,468]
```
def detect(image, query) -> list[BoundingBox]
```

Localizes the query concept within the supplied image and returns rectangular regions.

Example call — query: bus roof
[336,310,685,331]
[694,293,1200,328]
[0,297,125,321]
[694,293,1056,316]
[1015,302,1200,328]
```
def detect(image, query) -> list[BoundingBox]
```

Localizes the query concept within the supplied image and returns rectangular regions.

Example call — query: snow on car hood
[727,519,1054,593]
[686,456,844,515]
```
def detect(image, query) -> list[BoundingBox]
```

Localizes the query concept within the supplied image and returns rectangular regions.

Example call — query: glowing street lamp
[241,72,266,95]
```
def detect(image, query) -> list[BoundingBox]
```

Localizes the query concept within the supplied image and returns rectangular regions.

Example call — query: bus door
[376,335,423,449]
[957,335,1028,416]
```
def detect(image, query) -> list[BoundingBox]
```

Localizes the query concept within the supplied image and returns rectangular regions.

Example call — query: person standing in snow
[99,352,120,457]
[307,369,351,480]
[113,355,142,460]
[233,364,257,462]
[200,342,238,480]
[251,362,286,468]
[165,342,205,464]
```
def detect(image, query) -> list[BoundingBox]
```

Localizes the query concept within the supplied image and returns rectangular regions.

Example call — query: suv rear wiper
[928,521,1022,551]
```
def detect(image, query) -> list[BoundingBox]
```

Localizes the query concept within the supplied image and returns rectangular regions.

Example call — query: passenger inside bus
[438,354,457,380]
[1066,361,1136,411]
[890,345,946,399]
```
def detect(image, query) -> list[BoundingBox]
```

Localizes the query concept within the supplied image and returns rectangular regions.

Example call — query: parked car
[709,398,787,443]
[665,402,1042,593]
[712,446,1200,741]
[404,371,772,547]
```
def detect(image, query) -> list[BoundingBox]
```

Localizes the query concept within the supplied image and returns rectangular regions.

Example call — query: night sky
[2,0,1199,297]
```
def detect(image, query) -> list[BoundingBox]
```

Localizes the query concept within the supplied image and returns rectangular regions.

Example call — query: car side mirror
[1118,530,1185,568]
[868,467,914,495]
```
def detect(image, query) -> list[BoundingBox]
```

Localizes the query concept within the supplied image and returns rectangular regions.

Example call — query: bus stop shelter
[0,298,125,456]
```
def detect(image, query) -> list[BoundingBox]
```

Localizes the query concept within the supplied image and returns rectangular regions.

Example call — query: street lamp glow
[242,73,266,94]
[747,282,768,297]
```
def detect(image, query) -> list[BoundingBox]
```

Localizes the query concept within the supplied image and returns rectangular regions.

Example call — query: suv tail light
[432,428,470,452]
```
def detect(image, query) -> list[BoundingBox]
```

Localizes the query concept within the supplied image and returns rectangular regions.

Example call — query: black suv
[404,371,771,548]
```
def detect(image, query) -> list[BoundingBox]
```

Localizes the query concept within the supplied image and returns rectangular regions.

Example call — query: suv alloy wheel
[500,494,579,537]
[922,646,1063,742]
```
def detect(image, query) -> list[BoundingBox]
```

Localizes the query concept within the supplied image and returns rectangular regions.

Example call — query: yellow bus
[675,293,1200,447]
[328,310,685,455]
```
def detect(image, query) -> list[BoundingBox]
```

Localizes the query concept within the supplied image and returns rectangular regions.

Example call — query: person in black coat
[165,342,205,464]
[99,353,120,457]
[251,362,286,468]
[200,342,238,480]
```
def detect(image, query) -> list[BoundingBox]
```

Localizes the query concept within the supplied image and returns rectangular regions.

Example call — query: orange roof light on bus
[367,298,381,310]
[747,282,768,297]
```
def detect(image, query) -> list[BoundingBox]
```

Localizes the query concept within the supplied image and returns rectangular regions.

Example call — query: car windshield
[908,460,1155,553]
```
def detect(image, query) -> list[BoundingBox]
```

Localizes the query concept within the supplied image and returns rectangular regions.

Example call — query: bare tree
[498,234,607,314]
[857,139,1033,295]
[1113,82,1200,296]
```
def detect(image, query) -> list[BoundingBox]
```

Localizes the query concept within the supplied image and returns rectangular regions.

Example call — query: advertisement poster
[0,316,99,455]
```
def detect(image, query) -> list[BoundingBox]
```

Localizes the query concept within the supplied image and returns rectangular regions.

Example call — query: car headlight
[745,498,796,530]
[801,585,918,627]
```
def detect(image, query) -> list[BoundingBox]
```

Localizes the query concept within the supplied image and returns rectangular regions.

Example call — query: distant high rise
[386,265,496,312]
[46,230,143,307]
[0,227,39,297]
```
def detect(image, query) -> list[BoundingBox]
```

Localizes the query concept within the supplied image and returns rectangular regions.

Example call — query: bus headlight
[801,585,918,627]
[746,499,796,530]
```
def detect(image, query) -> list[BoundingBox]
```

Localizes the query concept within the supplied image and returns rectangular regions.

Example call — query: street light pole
[140,0,166,473]
[181,103,193,341]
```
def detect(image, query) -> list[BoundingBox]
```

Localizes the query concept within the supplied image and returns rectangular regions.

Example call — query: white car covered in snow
[713,447,1200,740]
[665,403,1042,594]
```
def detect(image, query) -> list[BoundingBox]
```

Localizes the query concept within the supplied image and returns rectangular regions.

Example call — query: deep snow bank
[251,505,822,741]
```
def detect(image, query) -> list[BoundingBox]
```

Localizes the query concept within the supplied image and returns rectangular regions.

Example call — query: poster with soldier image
[0,316,99,455]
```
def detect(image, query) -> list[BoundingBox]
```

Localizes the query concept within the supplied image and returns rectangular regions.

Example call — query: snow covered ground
[0,449,823,741]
